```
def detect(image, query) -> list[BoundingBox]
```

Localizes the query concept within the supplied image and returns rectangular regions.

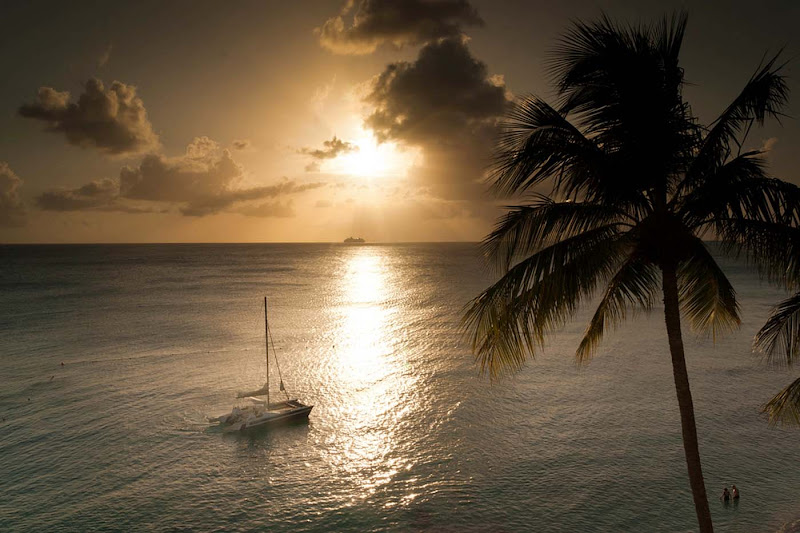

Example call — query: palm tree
[463,13,795,533]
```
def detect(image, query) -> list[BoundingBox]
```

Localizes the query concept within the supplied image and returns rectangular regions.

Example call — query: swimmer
[720,487,730,503]
[732,485,739,500]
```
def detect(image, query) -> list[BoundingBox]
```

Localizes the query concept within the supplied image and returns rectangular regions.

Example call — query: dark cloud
[36,138,324,217]
[300,136,358,172]
[0,162,26,227]
[19,78,159,156]
[231,139,252,150]
[364,36,508,201]
[180,181,324,216]
[366,36,506,144]
[36,178,120,211]
[119,137,242,202]
[34,178,158,214]
[317,0,483,54]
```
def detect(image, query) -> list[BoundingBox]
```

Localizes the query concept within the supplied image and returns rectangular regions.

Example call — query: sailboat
[213,297,313,432]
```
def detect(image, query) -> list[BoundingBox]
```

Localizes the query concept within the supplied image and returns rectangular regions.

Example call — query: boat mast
[264,296,270,406]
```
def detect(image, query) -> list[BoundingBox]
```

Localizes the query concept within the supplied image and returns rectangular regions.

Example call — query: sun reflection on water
[321,247,418,503]
[338,252,394,378]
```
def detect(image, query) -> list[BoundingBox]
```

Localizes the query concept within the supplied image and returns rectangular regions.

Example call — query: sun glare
[331,135,416,179]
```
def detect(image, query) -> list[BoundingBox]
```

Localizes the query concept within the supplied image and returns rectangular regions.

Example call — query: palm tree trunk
[662,265,714,533]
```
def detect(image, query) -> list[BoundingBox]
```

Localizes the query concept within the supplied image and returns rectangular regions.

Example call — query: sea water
[1,243,799,532]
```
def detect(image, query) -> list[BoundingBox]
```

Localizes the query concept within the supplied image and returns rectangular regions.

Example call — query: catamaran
[213,298,312,432]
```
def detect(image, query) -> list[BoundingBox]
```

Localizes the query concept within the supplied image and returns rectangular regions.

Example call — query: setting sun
[330,134,417,179]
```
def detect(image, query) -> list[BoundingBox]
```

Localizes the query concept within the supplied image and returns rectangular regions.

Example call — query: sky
[1,0,799,243]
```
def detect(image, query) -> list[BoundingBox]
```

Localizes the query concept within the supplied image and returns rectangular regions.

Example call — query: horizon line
[0,240,484,246]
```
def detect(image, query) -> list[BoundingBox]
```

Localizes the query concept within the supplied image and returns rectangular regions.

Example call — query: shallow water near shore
[1,243,799,532]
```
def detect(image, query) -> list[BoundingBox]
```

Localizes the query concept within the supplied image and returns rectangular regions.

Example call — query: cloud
[761,137,778,153]
[19,78,159,156]
[119,137,242,202]
[179,181,324,216]
[300,136,358,172]
[231,139,252,151]
[34,178,158,214]
[37,178,120,211]
[317,0,483,55]
[310,77,336,114]
[0,162,26,227]
[315,199,332,208]
[36,138,325,217]
[98,44,112,68]
[236,200,295,218]
[366,36,506,144]
[364,36,508,201]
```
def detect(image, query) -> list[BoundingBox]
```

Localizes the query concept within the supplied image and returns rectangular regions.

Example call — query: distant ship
[343,237,365,243]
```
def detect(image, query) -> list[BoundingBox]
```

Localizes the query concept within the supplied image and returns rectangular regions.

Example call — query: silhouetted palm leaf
[490,97,605,199]
[481,196,629,271]
[464,226,625,377]
[762,377,800,426]
[754,289,800,426]
[754,293,800,366]
[677,237,740,337]
[577,254,660,362]
[718,219,800,284]
[686,53,789,188]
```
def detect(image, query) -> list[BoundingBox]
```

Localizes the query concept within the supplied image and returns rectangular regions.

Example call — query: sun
[330,134,416,179]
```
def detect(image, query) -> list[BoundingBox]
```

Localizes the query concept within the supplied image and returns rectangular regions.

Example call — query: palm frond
[754,293,800,366]
[481,196,628,272]
[655,11,689,64]
[678,151,770,224]
[489,96,605,199]
[577,253,661,362]
[548,13,695,200]
[677,238,740,337]
[680,153,800,247]
[716,218,800,286]
[551,13,688,120]
[762,377,800,426]
[463,225,625,378]
[684,52,789,190]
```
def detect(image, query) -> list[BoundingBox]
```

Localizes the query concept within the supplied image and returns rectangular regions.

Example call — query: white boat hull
[217,399,313,432]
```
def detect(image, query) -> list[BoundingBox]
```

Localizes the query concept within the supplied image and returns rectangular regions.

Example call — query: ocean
[1,243,799,532]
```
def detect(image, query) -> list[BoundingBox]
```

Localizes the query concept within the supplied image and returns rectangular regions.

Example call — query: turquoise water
[1,243,799,532]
